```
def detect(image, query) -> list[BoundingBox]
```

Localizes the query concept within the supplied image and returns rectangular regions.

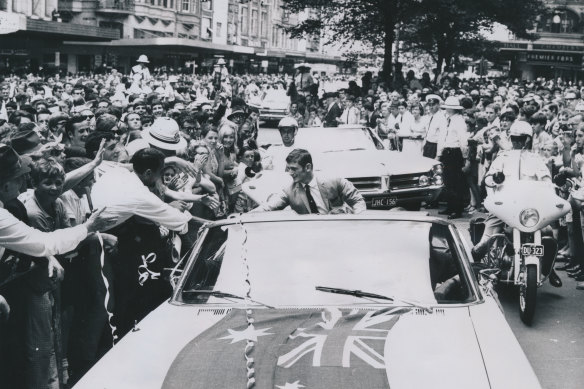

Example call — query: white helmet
[278,116,298,128]
[509,121,533,137]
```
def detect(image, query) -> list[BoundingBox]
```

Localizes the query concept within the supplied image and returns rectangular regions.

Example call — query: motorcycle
[471,173,570,325]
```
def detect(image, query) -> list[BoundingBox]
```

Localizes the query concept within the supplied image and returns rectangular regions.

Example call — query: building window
[251,9,258,36]
[202,17,212,39]
[182,0,190,11]
[241,7,249,35]
[216,22,222,37]
[202,0,212,11]
[261,11,267,38]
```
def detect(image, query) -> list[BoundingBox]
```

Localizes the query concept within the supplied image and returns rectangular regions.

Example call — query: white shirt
[304,177,327,214]
[0,200,88,260]
[437,113,468,158]
[91,167,191,233]
[424,110,447,143]
[263,144,295,171]
[488,150,551,182]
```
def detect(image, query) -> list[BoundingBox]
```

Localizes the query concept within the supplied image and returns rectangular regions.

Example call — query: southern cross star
[276,381,306,389]
[219,324,274,344]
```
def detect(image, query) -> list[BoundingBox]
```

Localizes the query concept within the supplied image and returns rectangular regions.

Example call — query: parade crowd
[2,54,584,388]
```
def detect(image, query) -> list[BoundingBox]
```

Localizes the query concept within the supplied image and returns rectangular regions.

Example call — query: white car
[74,212,541,389]
[260,88,289,124]
[256,125,443,210]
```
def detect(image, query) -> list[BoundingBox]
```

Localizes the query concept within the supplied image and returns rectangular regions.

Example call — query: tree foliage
[282,0,547,82]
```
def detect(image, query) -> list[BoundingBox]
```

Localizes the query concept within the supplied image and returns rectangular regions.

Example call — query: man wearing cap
[131,55,152,82]
[471,121,562,288]
[422,94,447,159]
[263,116,300,171]
[437,96,468,219]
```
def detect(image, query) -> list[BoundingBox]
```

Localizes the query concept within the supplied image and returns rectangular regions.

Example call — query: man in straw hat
[437,96,468,219]
[131,55,152,82]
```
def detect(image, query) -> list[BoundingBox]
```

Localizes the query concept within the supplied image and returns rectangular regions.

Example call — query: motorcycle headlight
[519,208,540,228]
[432,174,443,186]
[418,175,429,186]
[432,164,443,175]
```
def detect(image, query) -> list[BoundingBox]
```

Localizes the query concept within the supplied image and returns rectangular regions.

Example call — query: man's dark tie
[304,184,319,214]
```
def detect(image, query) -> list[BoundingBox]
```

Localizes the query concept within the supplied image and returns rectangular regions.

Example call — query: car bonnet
[75,304,491,389]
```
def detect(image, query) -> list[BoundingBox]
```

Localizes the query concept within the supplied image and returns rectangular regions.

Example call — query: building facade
[498,0,584,81]
[0,0,340,75]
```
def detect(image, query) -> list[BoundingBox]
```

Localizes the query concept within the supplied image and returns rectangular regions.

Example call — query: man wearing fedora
[437,96,469,219]
[131,55,152,83]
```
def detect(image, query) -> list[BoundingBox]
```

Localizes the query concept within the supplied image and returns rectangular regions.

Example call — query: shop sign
[501,42,528,50]
[533,43,583,52]
[525,52,581,64]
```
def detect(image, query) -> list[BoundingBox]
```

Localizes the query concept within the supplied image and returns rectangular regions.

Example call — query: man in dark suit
[323,92,343,127]
[255,149,366,214]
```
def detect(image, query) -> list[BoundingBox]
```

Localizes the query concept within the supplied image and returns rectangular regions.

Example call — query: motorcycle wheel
[519,264,538,325]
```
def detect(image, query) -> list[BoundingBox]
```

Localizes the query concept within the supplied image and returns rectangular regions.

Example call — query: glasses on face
[80,114,94,121]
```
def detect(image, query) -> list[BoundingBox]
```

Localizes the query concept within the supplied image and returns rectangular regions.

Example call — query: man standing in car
[255,149,366,214]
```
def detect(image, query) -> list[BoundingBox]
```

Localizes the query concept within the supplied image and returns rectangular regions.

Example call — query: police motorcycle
[470,122,569,325]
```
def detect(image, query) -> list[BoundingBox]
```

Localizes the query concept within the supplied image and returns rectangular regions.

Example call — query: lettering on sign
[526,52,580,64]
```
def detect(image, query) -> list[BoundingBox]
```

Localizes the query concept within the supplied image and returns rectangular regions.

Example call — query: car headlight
[432,174,443,186]
[519,208,540,228]
[432,164,443,175]
[418,175,429,186]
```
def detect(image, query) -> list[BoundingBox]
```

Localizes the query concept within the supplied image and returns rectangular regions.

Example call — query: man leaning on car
[254,149,366,214]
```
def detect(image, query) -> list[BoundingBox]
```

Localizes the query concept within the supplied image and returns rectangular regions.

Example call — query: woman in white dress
[401,103,427,156]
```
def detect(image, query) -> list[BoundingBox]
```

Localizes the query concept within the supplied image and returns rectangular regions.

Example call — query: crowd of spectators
[2,57,584,388]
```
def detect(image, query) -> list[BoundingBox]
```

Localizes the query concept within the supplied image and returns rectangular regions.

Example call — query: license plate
[371,196,398,208]
[521,244,544,257]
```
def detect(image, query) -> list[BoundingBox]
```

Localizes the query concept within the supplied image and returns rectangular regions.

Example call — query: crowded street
[3,1,584,388]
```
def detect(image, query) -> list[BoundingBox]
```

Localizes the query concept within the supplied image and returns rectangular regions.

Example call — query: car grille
[347,177,382,191]
[390,173,426,190]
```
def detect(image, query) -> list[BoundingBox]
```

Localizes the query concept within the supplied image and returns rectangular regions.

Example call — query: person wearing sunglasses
[96,113,125,140]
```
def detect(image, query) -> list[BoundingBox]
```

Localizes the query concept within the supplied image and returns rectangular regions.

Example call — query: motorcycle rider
[471,120,563,287]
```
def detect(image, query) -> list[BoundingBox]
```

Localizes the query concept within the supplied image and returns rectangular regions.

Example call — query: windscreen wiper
[182,289,274,309]
[315,286,432,313]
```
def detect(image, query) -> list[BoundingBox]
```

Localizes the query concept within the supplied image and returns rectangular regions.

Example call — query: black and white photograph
[0,0,583,388]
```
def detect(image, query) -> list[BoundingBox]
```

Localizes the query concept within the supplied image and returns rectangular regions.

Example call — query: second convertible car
[75,212,541,389]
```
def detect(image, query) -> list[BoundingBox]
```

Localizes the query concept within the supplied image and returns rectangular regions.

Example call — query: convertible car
[74,212,540,389]
[259,125,443,210]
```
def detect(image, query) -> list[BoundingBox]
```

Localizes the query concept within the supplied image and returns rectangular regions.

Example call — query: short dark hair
[64,157,91,173]
[85,131,115,158]
[530,112,547,126]
[131,148,165,174]
[286,148,312,168]
[500,111,516,123]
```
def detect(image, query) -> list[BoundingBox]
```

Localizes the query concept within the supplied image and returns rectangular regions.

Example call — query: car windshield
[295,127,378,153]
[178,220,476,307]
[262,90,288,104]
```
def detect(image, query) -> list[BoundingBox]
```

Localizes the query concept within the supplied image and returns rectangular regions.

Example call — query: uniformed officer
[471,121,562,287]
